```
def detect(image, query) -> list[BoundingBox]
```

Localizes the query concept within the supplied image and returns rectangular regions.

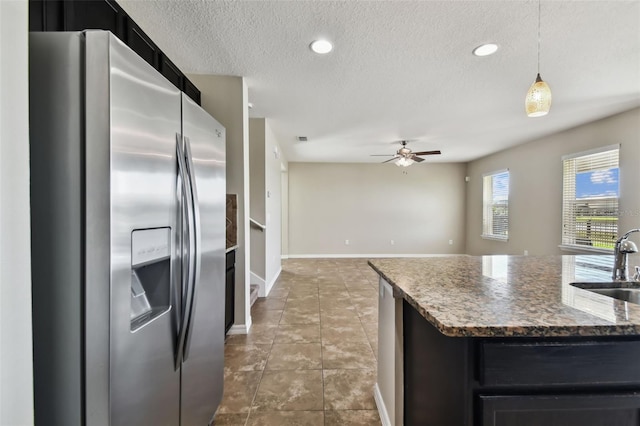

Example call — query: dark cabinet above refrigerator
[29,0,201,106]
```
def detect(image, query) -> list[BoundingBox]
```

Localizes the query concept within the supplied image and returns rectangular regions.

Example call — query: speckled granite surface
[369,255,640,338]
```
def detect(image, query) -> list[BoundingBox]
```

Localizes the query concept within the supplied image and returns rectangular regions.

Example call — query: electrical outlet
[449,239,453,245]
[345,239,349,245]
[524,250,529,256]
[390,240,395,245]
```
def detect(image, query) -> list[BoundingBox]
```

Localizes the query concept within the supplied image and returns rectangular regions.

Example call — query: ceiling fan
[371,140,441,167]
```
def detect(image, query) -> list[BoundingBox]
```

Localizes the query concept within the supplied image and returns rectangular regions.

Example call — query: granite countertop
[369,255,640,338]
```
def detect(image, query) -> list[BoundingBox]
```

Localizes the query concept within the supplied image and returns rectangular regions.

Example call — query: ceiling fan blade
[370,154,395,157]
[413,156,425,163]
[381,157,398,163]
[412,150,441,156]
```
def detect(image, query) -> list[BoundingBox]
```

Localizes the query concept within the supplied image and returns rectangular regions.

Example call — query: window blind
[482,170,509,240]
[562,147,619,251]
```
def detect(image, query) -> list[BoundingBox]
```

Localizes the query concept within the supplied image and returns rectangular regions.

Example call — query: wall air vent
[297,136,308,142]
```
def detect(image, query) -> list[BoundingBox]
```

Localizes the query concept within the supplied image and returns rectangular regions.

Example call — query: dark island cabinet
[225,249,236,334]
[480,393,640,426]
[403,300,640,426]
[29,0,201,105]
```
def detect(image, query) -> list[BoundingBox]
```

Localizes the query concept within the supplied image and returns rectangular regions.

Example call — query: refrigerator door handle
[181,136,202,362]
[175,134,197,368]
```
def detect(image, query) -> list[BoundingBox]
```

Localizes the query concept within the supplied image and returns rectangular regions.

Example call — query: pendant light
[525,0,552,117]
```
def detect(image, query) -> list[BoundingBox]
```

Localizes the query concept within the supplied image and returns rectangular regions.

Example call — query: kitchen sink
[571,282,640,305]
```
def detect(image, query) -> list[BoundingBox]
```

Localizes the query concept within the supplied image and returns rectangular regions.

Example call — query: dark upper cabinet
[159,54,183,90]
[126,21,159,69]
[29,0,64,32]
[184,78,202,106]
[29,0,201,105]
[64,0,124,36]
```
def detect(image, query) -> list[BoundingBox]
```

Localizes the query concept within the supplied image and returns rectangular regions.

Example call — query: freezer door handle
[175,134,197,368]
[181,136,202,362]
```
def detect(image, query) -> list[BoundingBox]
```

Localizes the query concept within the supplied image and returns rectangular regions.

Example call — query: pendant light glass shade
[525,73,552,117]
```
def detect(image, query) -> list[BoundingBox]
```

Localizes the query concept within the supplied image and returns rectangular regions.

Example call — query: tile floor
[213,258,382,425]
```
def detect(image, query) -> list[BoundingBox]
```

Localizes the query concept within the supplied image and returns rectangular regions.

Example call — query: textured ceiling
[118,0,640,163]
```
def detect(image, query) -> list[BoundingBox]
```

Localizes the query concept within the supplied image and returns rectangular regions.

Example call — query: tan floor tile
[324,410,382,425]
[319,297,354,310]
[322,342,376,369]
[344,283,375,292]
[217,371,262,414]
[361,321,379,340]
[356,305,378,323]
[211,412,249,425]
[321,324,369,346]
[266,343,322,370]
[351,298,378,313]
[225,324,278,346]
[280,310,320,325]
[246,410,324,426]
[285,299,320,312]
[251,309,282,325]
[320,308,360,326]
[253,297,286,310]
[274,324,321,343]
[348,290,377,302]
[323,369,377,410]
[252,370,324,411]
[286,292,319,301]
[224,344,270,373]
[318,291,351,300]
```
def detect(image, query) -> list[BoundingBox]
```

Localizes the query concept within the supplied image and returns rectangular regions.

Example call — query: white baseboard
[250,271,266,297]
[374,383,392,426]
[287,253,467,259]
[264,267,282,297]
[281,255,289,260]
[226,322,251,335]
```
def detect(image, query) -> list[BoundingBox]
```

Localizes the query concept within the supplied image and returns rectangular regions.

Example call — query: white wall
[465,108,640,256]
[249,119,266,284]
[288,162,467,256]
[248,118,284,295]
[0,0,34,424]
[188,74,252,332]
[281,169,289,258]
[264,122,283,291]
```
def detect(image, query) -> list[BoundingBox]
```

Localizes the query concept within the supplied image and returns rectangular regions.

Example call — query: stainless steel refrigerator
[29,31,225,426]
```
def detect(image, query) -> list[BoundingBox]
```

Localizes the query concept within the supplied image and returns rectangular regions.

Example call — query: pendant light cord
[537,0,541,74]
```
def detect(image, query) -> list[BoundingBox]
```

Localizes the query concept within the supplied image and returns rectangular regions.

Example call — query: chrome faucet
[612,229,640,281]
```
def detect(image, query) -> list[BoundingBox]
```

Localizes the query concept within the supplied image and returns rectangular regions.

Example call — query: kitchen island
[369,255,640,426]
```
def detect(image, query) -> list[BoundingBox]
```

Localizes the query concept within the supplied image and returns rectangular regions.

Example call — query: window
[561,145,619,251]
[482,170,509,240]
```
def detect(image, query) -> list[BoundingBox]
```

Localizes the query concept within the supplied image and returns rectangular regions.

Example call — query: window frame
[559,144,620,254]
[481,169,510,242]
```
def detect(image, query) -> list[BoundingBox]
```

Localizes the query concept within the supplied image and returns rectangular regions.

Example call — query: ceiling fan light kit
[526,0,552,117]
[371,140,441,167]
[395,157,415,167]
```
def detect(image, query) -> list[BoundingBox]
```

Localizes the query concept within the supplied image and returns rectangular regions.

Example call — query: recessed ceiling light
[310,39,333,54]
[472,43,499,57]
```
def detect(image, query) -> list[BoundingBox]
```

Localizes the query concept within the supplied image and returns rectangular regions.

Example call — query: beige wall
[188,74,252,331]
[288,162,467,256]
[1,0,34,423]
[465,108,640,256]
